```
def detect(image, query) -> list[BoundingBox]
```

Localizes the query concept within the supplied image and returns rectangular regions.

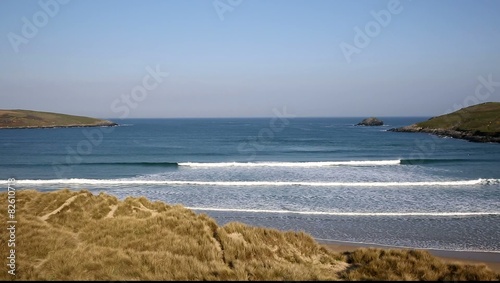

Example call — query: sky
[1,0,499,118]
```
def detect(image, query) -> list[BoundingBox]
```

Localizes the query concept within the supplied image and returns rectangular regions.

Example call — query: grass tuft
[339,248,500,281]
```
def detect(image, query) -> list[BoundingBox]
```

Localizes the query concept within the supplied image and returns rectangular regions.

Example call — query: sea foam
[179,160,401,167]
[2,178,499,187]
[186,207,500,217]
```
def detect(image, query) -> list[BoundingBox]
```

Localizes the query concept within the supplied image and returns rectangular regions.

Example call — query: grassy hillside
[1,189,498,281]
[0,109,116,129]
[416,102,500,134]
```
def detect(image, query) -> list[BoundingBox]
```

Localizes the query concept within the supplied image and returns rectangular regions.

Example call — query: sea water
[1,117,499,251]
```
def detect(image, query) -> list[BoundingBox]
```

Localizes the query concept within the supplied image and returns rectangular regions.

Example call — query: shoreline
[0,123,118,130]
[388,125,500,143]
[318,239,500,272]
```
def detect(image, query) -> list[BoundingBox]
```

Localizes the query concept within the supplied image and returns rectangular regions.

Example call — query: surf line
[185,207,500,217]
[1,178,499,187]
[178,160,401,167]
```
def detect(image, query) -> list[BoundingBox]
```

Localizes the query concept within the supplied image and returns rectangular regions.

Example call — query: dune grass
[340,248,499,281]
[0,189,498,281]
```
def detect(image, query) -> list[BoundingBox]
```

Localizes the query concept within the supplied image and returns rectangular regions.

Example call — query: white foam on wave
[186,207,500,217]
[313,238,500,253]
[481,178,500,185]
[179,160,401,168]
[2,178,498,187]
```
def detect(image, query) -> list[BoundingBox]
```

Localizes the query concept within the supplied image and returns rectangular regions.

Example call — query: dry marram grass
[0,189,498,281]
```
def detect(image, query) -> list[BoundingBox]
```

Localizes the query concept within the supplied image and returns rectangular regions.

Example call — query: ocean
[1,117,499,252]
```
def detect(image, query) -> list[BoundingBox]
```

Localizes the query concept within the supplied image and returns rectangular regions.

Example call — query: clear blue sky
[1,0,499,118]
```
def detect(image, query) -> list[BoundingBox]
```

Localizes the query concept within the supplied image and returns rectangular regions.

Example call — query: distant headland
[0,109,117,129]
[389,102,500,143]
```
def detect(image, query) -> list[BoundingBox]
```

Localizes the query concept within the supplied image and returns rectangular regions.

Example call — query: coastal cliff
[0,109,117,129]
[389,102,500,143]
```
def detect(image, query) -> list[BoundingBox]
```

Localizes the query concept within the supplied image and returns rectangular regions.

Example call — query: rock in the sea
[357,117,384,126]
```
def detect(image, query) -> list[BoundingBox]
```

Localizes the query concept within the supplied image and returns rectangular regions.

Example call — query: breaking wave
[179,160,401,167]
[2,178,499,187]
[186,207,500,217]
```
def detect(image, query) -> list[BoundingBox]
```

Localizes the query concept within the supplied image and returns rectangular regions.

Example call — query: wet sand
[318,239,500,273]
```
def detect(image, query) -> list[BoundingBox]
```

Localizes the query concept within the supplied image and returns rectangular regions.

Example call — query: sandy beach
[319,239,500,273]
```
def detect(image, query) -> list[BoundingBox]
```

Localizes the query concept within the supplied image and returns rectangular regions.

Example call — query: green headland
[389,102,500,143]
[0,109,117,129]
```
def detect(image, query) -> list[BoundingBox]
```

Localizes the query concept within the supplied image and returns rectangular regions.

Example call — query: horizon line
[104,115,433,120]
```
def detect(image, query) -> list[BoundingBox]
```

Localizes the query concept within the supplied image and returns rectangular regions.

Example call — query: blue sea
[1,117,499,252]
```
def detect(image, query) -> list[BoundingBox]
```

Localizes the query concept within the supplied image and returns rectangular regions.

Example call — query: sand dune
[1,189,498,281]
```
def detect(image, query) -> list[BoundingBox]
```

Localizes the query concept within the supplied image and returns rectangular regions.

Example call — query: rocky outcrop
[356,117,384,126]
[388,124,500,143]
[0,120,118,129]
